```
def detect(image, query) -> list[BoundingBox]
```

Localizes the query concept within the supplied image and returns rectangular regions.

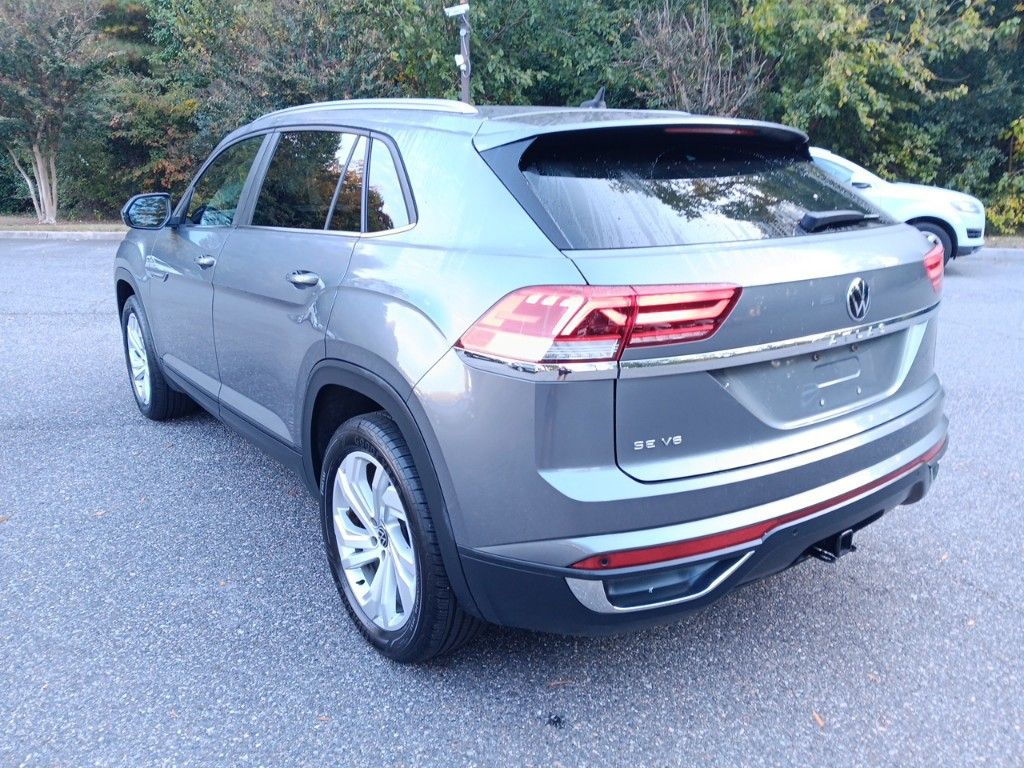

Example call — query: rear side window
[366,139,410,232]
[252,131,358,230]
[516,128,889,249]
[814,156,854,184]
[328,136,366,232]
[186,136,263,227]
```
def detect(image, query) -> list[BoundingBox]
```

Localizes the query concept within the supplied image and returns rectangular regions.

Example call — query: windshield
[519,129,892,250]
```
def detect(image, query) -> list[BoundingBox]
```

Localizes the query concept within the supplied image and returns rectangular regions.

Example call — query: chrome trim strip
[565,552,754,614]
[456,303,938,381]
[455,348,618,381]
[619,303,939,378]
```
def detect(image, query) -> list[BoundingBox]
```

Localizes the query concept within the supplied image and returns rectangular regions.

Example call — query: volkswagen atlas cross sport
[115,98,948,662]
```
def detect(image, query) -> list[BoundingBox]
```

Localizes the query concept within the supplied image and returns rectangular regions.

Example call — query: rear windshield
[518,128,890,249]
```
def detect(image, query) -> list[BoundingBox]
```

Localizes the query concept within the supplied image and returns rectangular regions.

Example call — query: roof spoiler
[473,115,809,153]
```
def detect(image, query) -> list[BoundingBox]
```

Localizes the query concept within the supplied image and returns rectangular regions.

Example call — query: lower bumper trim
[566,551,753,614]
[570,436,946,572]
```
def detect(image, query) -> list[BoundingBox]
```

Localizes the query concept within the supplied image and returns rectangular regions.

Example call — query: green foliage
[1,0,1022,232]
[0,160,33,213]
[147,0,390,140]
[0,0,110,150]
[746,0,994,155]
[988,116,1024,233]
[365,0,634,105]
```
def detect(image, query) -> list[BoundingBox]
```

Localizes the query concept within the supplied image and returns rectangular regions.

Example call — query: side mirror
[121,193,172,230]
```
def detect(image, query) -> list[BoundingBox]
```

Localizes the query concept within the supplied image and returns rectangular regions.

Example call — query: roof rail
[267,98,479,118]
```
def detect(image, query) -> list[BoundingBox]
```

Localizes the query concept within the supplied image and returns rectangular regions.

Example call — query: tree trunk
[31,144,58,224]
[5,146,43,222]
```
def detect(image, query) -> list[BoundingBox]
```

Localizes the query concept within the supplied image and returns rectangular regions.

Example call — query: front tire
[119,296,195,420]
[913,222,954,266]
[320,412,481,662]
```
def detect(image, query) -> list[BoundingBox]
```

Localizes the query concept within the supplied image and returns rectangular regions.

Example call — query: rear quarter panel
[324,125,584,395]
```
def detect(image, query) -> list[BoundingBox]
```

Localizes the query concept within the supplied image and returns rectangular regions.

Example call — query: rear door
[485,124,942,482]
[212,129,366,445]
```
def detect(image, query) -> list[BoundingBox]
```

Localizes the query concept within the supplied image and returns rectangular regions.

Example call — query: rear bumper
[459,435,945,634]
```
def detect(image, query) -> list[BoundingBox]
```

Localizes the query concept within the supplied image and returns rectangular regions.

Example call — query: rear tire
[320,411,481,662]
[913,222,954,266]
[120,295,195,420]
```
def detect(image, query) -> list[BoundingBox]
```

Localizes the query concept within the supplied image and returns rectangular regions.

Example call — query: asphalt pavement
[1,238,1022,766]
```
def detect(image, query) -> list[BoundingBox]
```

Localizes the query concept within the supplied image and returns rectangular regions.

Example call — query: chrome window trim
[359,222,417,239]
[565,551,754,614]
[619,302,939,378]
[235,224,361,237]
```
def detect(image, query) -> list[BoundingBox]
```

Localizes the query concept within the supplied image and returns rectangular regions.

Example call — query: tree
[629,0,765,116]
[145,0,391,149]
[0,0,110,223]
[745,0,996,174]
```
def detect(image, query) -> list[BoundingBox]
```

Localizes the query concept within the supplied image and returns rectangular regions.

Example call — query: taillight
[924,243,943,293]
[456,284,741,364]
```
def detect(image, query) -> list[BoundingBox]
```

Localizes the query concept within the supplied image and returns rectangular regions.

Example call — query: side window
[186,137,263,227]
[328,136,366,232]
[252,131,358,230]
[366,139,411,232]
[814,157,854,184]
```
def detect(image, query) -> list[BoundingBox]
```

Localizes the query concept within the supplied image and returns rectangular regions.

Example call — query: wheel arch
[302,359,481,618]
[114,267,141,315]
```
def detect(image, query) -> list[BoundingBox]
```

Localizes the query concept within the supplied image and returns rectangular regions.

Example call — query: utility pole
[445,4,472,104]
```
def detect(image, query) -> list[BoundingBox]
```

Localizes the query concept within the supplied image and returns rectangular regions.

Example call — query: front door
[213,130,366,445]
[146,135,265,400]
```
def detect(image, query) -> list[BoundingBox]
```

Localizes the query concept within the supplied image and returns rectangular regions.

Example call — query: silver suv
[115,99,948,662]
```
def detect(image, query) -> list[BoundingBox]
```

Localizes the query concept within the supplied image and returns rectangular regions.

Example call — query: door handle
[195,254,216,269]
[287,270,321,287]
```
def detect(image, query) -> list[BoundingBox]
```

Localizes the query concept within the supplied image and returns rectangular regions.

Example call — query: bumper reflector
[571,438,947,571]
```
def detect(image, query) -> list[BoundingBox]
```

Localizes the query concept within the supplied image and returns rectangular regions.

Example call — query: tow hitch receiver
[809,529,857,563]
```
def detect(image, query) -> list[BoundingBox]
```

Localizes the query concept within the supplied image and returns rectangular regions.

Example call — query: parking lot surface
[1,238,1022,766]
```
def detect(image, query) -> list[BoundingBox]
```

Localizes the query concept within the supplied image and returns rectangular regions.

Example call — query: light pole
[444,4,472,104]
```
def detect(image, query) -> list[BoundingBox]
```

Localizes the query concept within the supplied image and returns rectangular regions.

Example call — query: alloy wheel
[333,450,417,630]
[126,312,151,406]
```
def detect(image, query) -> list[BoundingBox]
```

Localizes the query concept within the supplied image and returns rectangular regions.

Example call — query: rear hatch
[478,119,942,482]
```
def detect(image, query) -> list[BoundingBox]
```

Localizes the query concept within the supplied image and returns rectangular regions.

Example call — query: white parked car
[811,146,985,264]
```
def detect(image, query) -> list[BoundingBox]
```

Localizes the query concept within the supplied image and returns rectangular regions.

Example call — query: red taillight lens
[924,243,943,293]
[456,284,741,364]
[630,285,740,346]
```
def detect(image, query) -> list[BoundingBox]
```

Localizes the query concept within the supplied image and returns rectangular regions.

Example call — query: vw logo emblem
[847,278,870,321]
